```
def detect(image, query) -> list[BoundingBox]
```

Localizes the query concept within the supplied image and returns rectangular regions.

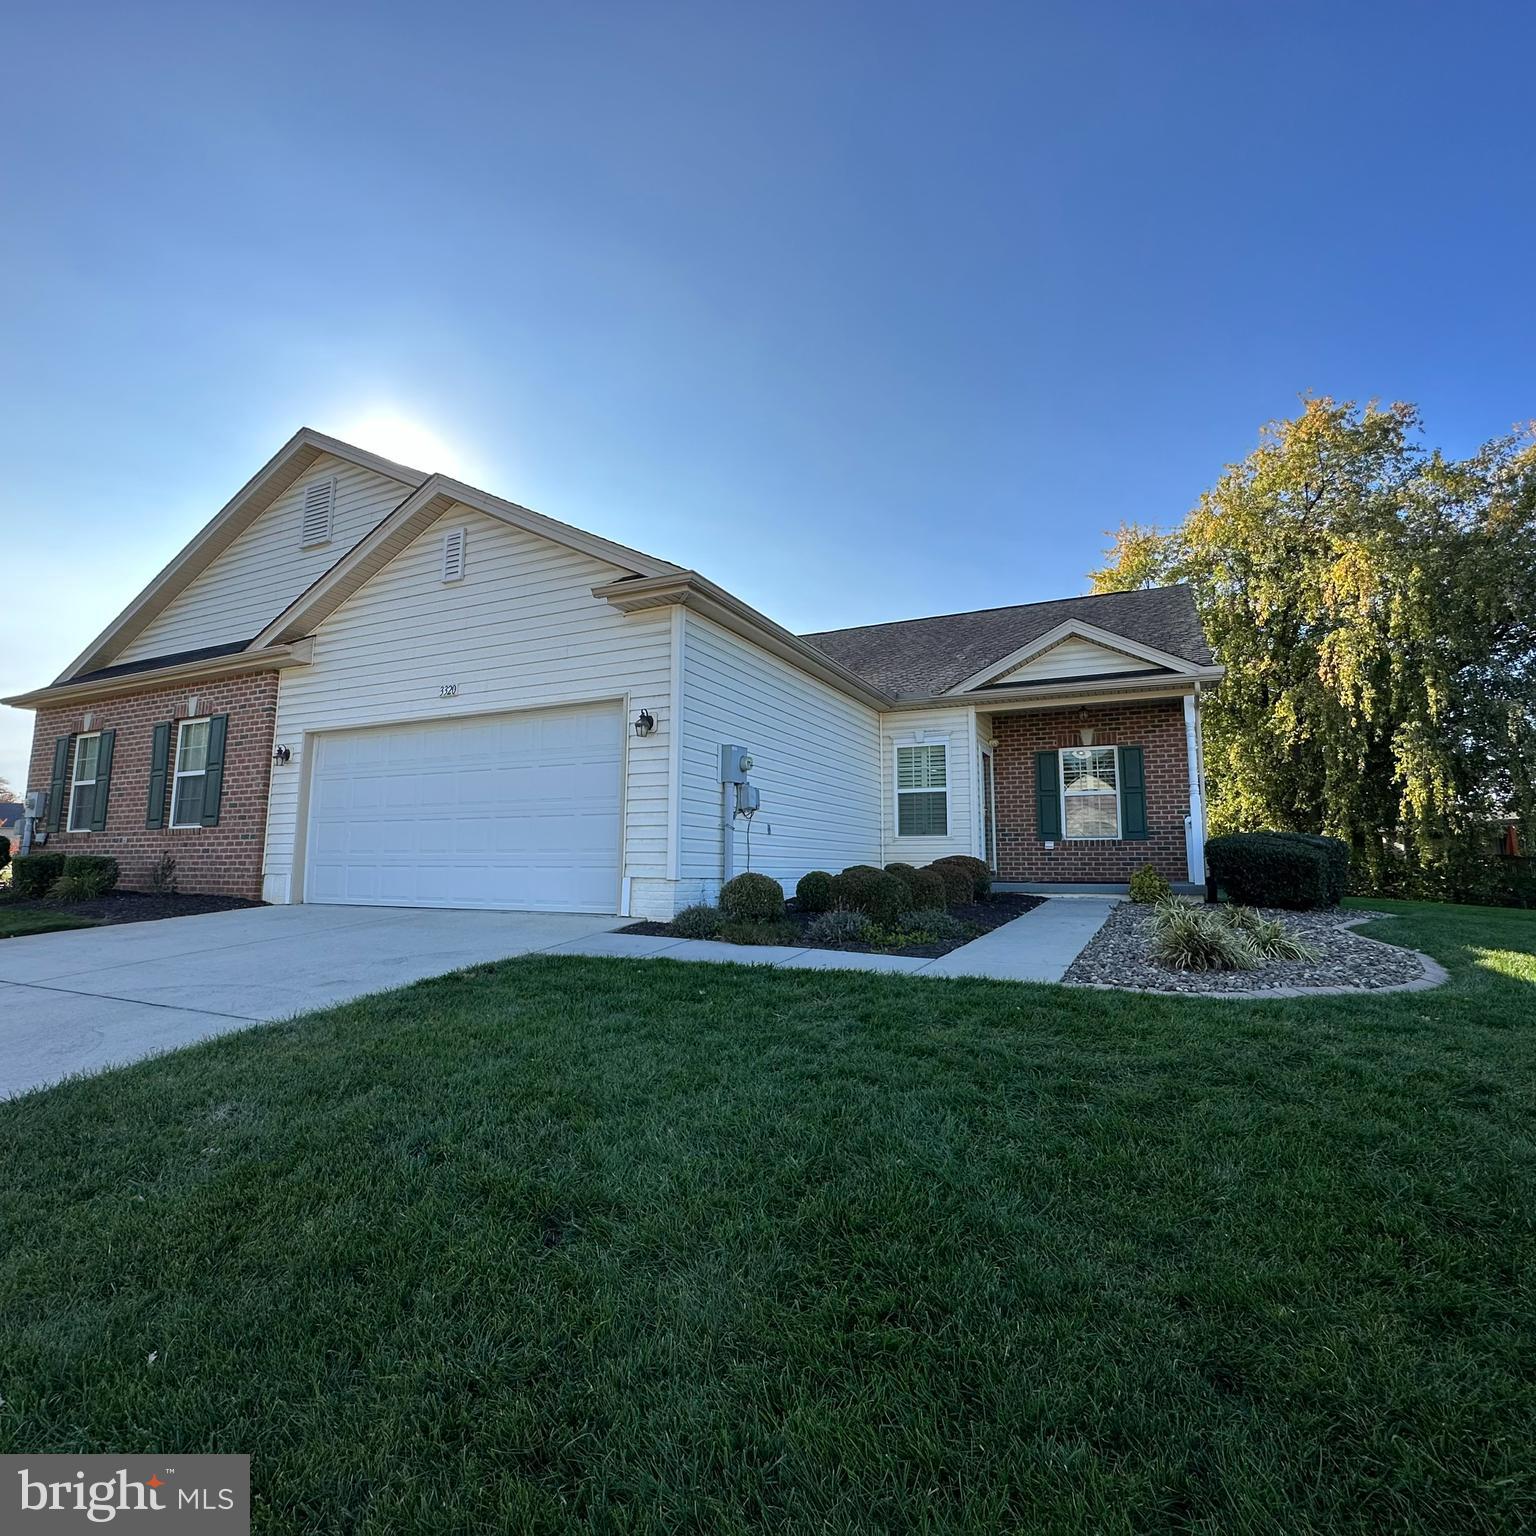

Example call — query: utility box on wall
[719,744,753,784]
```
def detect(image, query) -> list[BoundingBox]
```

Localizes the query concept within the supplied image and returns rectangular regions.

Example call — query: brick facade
[992,698,1192,883]
[25,671,279,898]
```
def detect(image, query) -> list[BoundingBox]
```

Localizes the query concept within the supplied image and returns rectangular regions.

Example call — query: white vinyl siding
[992,635,1162,686]
[879,707,978,864]
[115,455,412,663]
[263,505,674,914]
[677,612,882,902]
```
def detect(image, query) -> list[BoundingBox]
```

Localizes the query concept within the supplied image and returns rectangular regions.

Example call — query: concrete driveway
[0,904,626,1099]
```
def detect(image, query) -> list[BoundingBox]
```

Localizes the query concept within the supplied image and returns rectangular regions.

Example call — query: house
[3,430,1223,917]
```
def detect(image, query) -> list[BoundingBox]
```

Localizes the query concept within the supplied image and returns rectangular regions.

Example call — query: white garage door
[304,702,623,912]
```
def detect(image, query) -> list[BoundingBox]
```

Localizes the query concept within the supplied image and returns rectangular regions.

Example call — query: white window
[67,733,102,832]
[1060,745,1120,839]
[171,718,212,828]
[896,743,949,837]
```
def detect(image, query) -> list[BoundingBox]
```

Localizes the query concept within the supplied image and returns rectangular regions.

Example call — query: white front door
[304,701,623,912]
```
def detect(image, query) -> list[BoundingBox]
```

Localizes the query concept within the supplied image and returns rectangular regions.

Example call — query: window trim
[894,740,950,839]
[67,732,102,833]
[1059,744,1122,841]
[170,717,213,829]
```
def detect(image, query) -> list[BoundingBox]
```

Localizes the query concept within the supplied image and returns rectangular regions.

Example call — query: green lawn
[1,903,1532,1533]
[0,905,98,938]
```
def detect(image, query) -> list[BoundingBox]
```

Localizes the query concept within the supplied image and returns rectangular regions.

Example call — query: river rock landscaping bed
[1065,902,1433,994]
[622,892,1044,959]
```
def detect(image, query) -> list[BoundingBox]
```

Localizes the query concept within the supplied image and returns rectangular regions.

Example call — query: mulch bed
[0,890,264,927]
[1065,902,1431,994]
[621,892,1044,959]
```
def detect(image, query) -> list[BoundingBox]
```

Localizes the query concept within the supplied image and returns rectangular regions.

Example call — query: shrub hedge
[63,855,119,895]
[1206,833,1331,910]
[12,852,65,900]
[926,862,973,906]
[795,870,834,914]
[1268,833,1349,904]
[0,834,10,873]
[830,866,912,925]
[932,855,991,900]
[910,868,947,910]
[719,872,785,922]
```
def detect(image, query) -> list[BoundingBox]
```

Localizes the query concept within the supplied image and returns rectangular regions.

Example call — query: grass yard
[1,902,1532,1533]
[0,906,97,938]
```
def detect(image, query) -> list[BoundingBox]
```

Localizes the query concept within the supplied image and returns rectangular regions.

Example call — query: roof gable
[61,429,426,682]
[950,619,1195,693]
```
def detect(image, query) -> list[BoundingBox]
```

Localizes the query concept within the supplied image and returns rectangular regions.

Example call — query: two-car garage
[302,701,624,913]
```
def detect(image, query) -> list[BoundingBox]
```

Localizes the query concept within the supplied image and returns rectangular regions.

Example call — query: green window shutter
[146,721,172,829]
[1035,751,1062,839]
[199,714,229,827]
[89,730,116,832]
[1119,746,1148,840]
[47,735,70,832]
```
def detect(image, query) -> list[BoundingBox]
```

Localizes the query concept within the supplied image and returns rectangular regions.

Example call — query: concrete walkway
[546,896,1121,984]
[0,898,1117,1100]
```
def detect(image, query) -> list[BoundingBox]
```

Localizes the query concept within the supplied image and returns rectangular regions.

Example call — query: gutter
[3,640,314,711]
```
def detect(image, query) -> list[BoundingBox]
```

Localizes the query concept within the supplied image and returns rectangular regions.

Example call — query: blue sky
[2,1,1532,789]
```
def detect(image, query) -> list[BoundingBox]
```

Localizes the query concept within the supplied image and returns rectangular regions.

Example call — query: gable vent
[300,477,336,547]
[441,526,467,583]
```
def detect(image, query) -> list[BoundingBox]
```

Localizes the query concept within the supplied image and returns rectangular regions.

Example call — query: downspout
[1183,687,1208,884]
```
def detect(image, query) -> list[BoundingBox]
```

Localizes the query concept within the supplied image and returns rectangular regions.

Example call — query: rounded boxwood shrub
[719,871,785,922]
[932,854,991,900]
[883,862,920,889]
[1206,833,1330,910]
[910,868,947,909]
[925,861,973,906]
[12,852,65,900]
[1128,862,1172,904]
[795,870,834,913]
[672,903,724,939]
[830,866,912,925]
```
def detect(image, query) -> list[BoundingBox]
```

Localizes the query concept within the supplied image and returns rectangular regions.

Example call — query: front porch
[981,695,1205,888]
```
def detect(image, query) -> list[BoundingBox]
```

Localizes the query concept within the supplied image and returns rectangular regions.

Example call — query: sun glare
[331,411,471,478]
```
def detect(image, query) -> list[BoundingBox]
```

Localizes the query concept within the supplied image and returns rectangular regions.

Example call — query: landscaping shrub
[1206,832,1331,910]
[794,870,834,914]
[0,835,10,874]
[910,868,947,910]
[1244,914,1320,962]
[12,852,65,901]
[926,862,973,906]
[62,855,119,895]
[883,862,919,890]
[830,866,912,925]
[1269,833,1350,904]
[672,903,724,939]
[1148,900,1258,972]
[720,920,800,947]
[1128,863,1172,904]
[900,909,967,944]
[719,872,785,922]
[804,909,872,946]
[148,853,178,895]
[933,855,991,899]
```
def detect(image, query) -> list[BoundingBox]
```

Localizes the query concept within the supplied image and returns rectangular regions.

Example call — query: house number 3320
[438,683,459,698]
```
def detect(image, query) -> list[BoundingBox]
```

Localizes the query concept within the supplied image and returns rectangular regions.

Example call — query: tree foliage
[1090,398,1536,890]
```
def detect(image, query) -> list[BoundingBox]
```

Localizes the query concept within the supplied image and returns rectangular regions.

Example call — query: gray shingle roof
[799,584,1213,700]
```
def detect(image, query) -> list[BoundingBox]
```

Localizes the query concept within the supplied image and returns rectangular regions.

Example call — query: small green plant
[1128,863,1172,903]
[12,852,65,900]
[829,867,912,925]
[148,853,179,895]
[719,920,800,947]
[804,909,872,946]
[719,872,785,922]
[47,873,105,904]
[62,855,119,894]
[1148,901,1258,972]
[794,870,834,913]
[900,909,967,944]
[1244,914,1320,962]
[672,903,724,939]
[925,862,973,906]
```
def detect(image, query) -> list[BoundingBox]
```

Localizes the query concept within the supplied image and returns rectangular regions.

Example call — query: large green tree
[1090,398,1536,891]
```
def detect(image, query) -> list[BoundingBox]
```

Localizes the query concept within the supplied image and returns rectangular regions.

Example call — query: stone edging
[1062,913,1449,1001]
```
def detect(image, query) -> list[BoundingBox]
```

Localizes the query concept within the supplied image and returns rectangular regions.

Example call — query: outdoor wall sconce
[273,745,292,765]
[1077,707,1095,747]
[633,710,656,738]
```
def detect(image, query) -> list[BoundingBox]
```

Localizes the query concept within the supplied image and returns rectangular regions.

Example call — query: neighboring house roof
[70,640,255,685]
[800,585,1213,700]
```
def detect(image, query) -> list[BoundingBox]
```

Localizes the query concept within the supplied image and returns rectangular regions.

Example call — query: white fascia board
[945,618,1210,695]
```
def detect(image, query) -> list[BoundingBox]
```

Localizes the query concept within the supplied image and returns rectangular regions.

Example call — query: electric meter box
[719,745,754,784]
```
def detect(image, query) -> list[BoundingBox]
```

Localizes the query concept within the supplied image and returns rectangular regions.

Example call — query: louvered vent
[441,526,467,583]
[300,477,335,547]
